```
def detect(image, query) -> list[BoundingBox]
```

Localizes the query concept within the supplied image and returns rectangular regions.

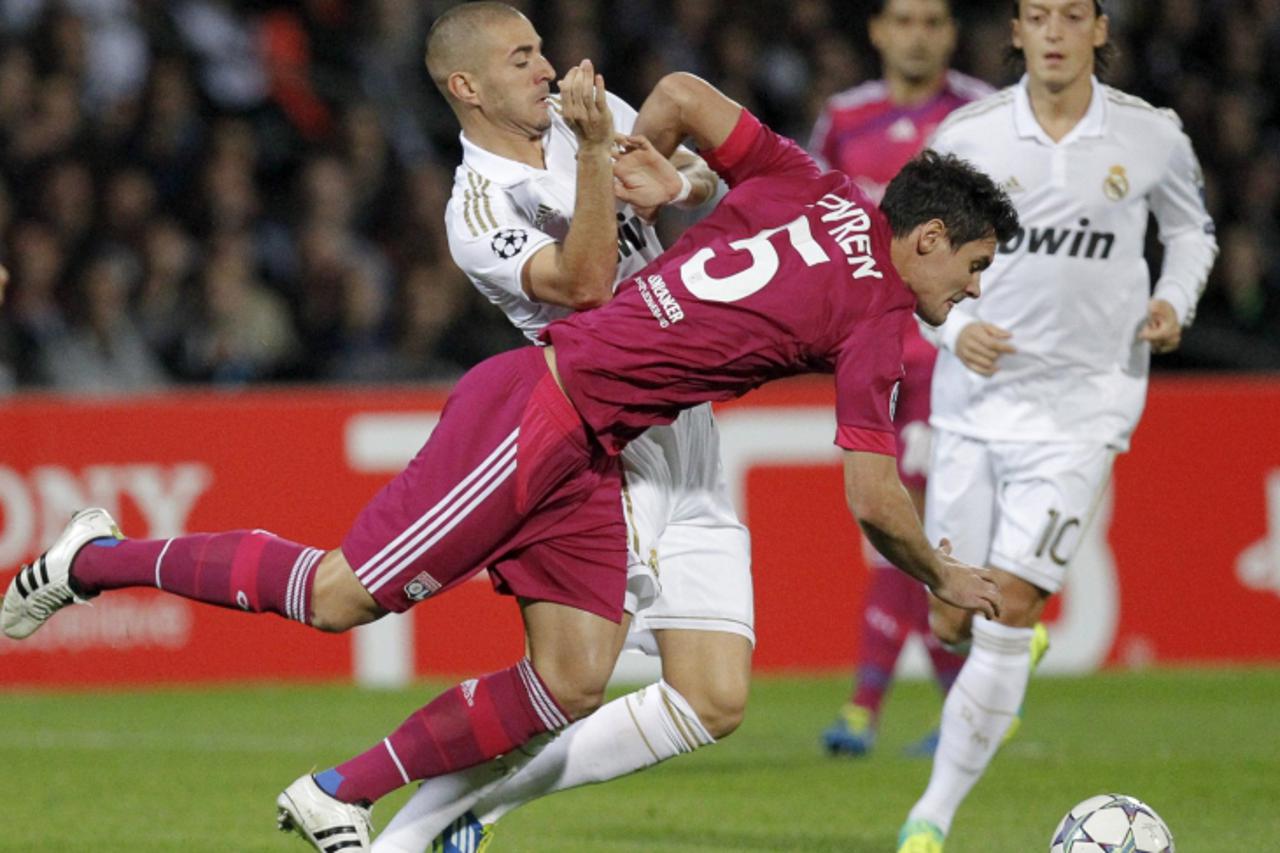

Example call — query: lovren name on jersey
[814,193,885,280]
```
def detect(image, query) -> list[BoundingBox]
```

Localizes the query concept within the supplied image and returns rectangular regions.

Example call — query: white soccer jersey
[928,77,1217,449]
[445,92,664,342]
[443,92,754,646]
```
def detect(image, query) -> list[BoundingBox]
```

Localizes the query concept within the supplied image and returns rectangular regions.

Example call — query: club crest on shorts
[403,570,442,602]
[1103,165,1130,201]
[491,228,528,259]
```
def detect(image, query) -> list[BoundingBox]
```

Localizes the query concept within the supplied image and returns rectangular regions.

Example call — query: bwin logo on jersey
[491,228,528,259]
[999,218,1116,260]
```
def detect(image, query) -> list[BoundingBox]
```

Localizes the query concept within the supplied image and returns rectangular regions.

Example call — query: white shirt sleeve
[447,192,556,302]
[1149,122,1218,326]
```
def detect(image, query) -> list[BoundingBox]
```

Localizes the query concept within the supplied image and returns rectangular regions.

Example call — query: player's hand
[955,322,1016,376]
[612,133,683,222]
[1138,298,1181,354]
[929,538,1002,620]
[557,60,613,150]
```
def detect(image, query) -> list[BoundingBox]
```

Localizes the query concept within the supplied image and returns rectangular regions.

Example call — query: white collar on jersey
[459,128,556,188]
[1012,74,1107,146]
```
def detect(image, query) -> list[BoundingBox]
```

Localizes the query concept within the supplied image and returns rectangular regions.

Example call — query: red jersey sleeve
[702,110,823,188]
[833,308,909,455]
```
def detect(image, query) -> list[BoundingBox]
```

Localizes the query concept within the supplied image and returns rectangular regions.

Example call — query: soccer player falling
[380,4,748,849]
[4,71,1013,852]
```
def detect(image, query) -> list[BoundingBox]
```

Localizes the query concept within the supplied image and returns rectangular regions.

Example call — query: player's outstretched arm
[842,450,1001,619]
[632,72,745,159]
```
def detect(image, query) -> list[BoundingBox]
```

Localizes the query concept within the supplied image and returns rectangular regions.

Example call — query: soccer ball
[1049,793,1175,852]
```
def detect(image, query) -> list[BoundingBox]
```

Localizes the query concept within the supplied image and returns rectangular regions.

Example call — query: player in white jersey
[375,5,748,850]
[897,2,1217,851]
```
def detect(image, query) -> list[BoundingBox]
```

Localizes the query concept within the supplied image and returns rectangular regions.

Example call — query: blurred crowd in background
[0,0,1276,396]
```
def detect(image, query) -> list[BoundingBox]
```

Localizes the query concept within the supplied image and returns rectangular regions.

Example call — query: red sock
[850,566,915,715]
[72,531,323,624]
[922,622,967,693]
[322,658,569,804]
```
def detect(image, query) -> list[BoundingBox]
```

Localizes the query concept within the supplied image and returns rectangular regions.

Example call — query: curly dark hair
[880,150,1020,248]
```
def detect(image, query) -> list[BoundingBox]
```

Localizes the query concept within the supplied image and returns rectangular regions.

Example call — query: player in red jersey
[809,0,993,759]
[2,73,1015,850]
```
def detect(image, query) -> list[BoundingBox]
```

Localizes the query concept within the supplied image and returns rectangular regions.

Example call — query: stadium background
[2,4,1278,851]
[0,0,1278,689]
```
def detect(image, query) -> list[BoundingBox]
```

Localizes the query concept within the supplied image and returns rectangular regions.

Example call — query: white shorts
[925,429,1115,594]
[619,403,755,652]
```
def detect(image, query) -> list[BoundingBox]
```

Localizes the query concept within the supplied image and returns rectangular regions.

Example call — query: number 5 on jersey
[681,216,831,302]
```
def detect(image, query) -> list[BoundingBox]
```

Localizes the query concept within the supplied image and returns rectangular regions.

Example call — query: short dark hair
[1010,0,1103,12]
[1008,0,1116,74]
[871,0,953,15]
[881,150,1020,248]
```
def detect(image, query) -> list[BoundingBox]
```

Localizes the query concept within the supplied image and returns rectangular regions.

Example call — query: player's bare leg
[521,598,631,719]
[309,550,386,632]
[899,570,1047,850]
[655,627,751,738]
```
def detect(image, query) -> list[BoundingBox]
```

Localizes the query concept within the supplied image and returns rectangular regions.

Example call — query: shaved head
[425,2,529,100]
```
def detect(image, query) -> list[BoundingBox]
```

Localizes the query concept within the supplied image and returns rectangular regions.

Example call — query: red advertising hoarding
[1,376,1277,687]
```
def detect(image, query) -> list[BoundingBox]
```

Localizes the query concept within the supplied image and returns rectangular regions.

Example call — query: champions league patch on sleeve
[491,228,529,259]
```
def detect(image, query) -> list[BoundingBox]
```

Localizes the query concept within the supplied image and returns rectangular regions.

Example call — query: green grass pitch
[3,669,1278,852]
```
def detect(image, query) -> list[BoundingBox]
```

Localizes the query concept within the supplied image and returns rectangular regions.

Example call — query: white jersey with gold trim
[443,92,754,648]
[445,92,664,342]
[928,77,1217,449]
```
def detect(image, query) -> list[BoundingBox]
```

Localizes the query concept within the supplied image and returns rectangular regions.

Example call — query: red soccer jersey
[544,111,915,458]
[810,71,992,205]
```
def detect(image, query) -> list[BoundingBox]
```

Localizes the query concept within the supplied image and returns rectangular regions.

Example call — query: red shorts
[342,347,627,621]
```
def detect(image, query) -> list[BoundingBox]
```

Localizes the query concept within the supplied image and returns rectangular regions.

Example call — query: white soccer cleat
[2,507,121,640]
[276,774,373,852]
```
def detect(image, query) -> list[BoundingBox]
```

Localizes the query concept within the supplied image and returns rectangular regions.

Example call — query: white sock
[369,735,550,853]
[907,619,1033,835]
[370,681,713,852]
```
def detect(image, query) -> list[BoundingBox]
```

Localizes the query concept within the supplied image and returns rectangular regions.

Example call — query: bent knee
[696,694,746,739]
[530,653,614,720]
[929,605,972,648]
[538,671,609,720]
[310,550,382,633]
[668,678,749,740]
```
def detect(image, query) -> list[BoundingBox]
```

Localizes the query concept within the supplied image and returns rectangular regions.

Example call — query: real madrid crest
[1103,165,1129,201]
